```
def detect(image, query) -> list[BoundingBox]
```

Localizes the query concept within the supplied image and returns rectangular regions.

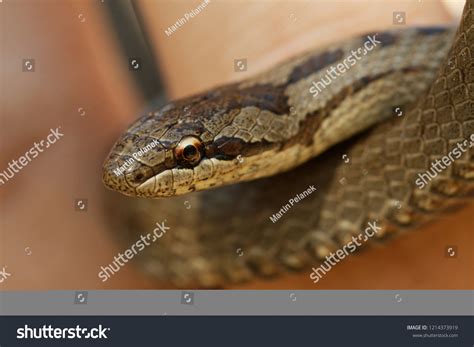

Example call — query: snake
[102,1,474,287]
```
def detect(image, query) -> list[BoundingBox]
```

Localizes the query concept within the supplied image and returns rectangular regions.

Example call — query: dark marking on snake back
[365,32,398,47]
[210,137,278,158]
[288,49,344,84]
[161,83,291,120]
[417,27,449,36]
[210,67,424,160]
[286,31,402,84]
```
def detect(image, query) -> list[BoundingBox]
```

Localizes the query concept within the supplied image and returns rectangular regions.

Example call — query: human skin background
[0,0,472,290]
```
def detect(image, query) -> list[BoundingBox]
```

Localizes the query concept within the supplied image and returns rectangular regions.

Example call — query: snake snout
[102,151,153,197]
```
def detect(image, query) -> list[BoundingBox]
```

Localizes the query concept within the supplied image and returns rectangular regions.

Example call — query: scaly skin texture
[103,1,473,287]
[103,28,453,197]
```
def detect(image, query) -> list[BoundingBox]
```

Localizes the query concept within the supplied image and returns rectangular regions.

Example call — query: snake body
[103,1,474,287]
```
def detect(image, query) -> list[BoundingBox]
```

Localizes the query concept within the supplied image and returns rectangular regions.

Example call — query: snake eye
[175,136,202,165]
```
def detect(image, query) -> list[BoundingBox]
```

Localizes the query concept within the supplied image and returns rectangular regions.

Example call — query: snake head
[102,87,294,198]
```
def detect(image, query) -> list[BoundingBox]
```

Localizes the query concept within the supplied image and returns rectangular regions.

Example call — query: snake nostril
[133,173,145,183]
[124,166,154,187]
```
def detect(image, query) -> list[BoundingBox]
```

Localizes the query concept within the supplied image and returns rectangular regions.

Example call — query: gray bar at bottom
[0,290,473,316]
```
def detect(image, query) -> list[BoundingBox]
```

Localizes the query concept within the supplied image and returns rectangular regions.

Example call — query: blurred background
[0,0,472,290]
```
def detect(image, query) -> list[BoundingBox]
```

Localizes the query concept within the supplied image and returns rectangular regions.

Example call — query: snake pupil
[183,145,197,159]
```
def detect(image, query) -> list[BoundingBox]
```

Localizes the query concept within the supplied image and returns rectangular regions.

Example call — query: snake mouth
[136,171,175,198]
[136,162,215,198]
